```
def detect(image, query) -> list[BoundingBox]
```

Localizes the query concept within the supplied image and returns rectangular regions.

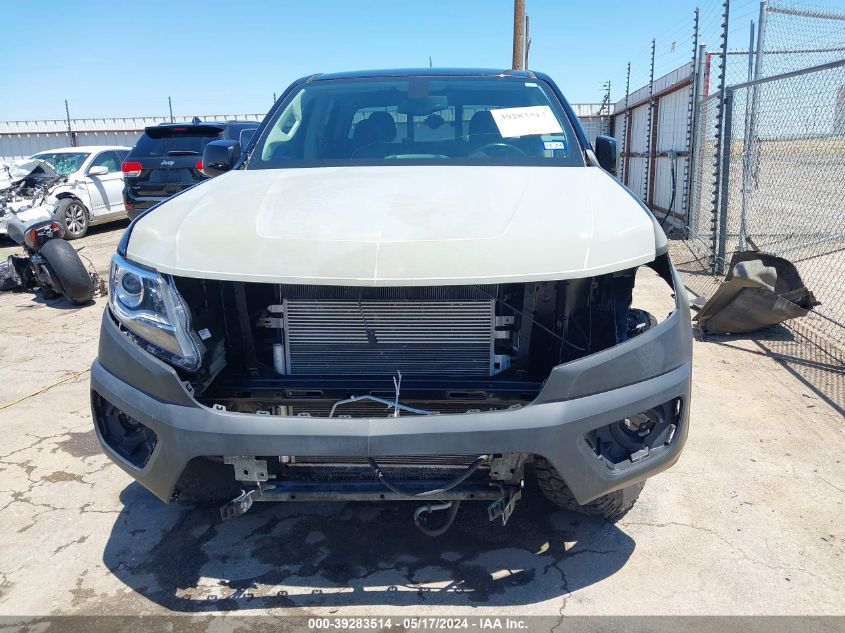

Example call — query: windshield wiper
[166,150,200,156]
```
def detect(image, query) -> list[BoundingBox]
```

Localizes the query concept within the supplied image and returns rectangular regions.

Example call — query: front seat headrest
[468,110,501,139]
[365,111,397,142]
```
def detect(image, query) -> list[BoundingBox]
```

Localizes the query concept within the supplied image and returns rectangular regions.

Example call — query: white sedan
[28,145,131,239]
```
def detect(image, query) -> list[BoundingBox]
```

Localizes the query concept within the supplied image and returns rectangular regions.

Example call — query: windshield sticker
[491,106,563,138]
[543,140,567,151]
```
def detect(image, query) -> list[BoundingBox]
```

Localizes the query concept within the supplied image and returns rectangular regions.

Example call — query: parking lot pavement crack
[816,475,845,496]
[0,565,25,601]
[623,520,785,572]
[0,460,37,483]
[0,476,79,521]
[79,502,120,515]
[625,520,737,546]
[0,431,73,461]
[0,488,36,513]
[51,535,89,556]
[13,506,62,534]
[548,566,570,633]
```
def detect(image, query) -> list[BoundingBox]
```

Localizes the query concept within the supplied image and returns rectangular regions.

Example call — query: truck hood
[126,166,658,285]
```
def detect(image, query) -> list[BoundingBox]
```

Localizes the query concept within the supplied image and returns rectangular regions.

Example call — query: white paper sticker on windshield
[490,106,563,138]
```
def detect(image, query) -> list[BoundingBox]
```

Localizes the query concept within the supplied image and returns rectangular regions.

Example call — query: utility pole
[524,14,532,69]
[168,96,174,122]
[512,0,525,70]
[64,99,74,147]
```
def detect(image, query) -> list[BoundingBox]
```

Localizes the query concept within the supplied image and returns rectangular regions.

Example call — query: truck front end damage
[91,248,691,533]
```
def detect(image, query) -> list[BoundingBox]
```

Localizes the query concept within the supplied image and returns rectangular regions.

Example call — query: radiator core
[282,298,496,376]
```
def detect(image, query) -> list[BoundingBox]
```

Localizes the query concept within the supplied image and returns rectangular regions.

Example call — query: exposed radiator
[282,298,496,375]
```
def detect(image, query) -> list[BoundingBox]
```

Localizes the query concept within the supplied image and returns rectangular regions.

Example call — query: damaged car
[0,158,62,231]
[91,69,692,535]
[0,159,96,303]
[0,146,130,240]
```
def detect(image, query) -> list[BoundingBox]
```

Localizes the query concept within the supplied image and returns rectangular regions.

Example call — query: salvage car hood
[1,159,63,234]
[0,159,58,190]
[126,166,659,285]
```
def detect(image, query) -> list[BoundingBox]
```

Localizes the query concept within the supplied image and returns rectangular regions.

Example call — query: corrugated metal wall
[570,103,613,145]
[653,85,692,212]
[613,62,694,222]
[0,114,263,165]
[1,107,610,166]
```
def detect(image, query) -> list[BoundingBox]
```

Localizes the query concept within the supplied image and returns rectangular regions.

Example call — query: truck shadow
[103,479,635,611]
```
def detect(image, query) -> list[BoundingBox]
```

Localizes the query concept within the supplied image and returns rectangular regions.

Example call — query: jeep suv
[121,120,259,215]
[92,69,691,534]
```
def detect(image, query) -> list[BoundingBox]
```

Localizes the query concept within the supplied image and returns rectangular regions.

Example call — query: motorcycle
[1,162,95,305]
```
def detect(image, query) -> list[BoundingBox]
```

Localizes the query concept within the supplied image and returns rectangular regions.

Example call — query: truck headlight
[108,253,200,371]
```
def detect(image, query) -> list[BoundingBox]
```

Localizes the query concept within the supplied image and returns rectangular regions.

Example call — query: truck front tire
[534,456,644,522]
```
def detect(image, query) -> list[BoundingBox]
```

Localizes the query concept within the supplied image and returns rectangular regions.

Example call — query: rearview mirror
[202,140,241,177]
[594,135,618,173]
[399,95,448,116]
[87,165,109,176]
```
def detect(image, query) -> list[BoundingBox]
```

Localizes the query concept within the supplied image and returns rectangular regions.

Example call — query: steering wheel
[469,142,527,157]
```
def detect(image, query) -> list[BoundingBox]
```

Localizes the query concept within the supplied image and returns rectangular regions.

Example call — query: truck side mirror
[594,135,618,173]
[239,128,257,149]
[202,140,241,177]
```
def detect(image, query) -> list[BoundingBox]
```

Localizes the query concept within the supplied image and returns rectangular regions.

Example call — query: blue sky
[2,0,735,121]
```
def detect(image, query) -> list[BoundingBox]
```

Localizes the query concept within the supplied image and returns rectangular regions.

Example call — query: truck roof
[311,68,537,81]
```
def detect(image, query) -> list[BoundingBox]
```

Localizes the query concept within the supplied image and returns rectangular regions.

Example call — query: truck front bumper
[91,272,693,507]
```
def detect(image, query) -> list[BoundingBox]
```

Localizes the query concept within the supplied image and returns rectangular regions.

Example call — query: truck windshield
[249,76,584,169]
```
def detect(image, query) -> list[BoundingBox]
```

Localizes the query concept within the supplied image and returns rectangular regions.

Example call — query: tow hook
[220,489,258,521]
[487,484,523,526]
[219,455,273,521]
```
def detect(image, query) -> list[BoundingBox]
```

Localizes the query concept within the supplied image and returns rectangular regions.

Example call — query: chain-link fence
[677,1,845,351]
[762,1,845,75]
[703,1,845,94]
[685,94,721,269]
[608,0,843,408]
[719,60,845,342]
